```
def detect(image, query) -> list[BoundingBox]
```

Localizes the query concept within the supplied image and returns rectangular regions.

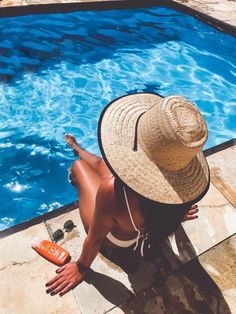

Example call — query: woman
[46,93,210,297]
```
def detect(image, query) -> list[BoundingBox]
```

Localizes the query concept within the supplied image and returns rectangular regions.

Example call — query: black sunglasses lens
[64,220,76,232]
[52,229,64,242]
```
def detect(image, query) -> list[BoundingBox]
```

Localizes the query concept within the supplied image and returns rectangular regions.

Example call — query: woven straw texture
[99,93,209,204]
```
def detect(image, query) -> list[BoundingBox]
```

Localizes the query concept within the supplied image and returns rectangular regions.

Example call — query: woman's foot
[65,134,81,156]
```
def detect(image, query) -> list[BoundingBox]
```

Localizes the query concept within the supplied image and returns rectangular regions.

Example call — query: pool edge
[0,138,235,239]
[204,138,236,157]
[0,201,78,239]
[0,0,235,37]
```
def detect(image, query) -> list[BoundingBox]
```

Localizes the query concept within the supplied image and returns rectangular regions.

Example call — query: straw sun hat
[98,93,210,204]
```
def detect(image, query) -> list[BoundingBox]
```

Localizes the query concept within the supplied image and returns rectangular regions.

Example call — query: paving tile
[0,223,80,314]
[0,0,120,7]
[109,235,236,314]
[207,145,236,207]
[199,233,236,313]
[225,20,236,27]
[162,182,236,270]
[27,0,112,4]
[173,0,236,26]
[0,0,26,7]
[183,183,235,252]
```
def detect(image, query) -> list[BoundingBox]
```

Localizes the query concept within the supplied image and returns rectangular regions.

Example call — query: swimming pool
[0,6,236,230]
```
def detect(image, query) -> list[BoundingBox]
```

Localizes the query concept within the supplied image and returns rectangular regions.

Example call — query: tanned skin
[45,135,198,297]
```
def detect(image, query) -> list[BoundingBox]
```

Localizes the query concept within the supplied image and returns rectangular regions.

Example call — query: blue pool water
[0,7,236,230]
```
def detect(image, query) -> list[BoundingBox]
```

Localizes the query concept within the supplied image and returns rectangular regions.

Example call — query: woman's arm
[77,179,115,267]
[45,180,115,297]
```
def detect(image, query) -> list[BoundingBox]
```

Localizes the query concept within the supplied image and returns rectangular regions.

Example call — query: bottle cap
[31,237,44,248]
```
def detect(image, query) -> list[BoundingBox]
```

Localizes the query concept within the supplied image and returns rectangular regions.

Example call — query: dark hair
[140,197,191,248]
[114,178,209,258]
[139,180,209,258]
[115,179,190,248]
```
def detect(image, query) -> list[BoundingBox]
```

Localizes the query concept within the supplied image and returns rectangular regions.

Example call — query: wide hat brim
[98,93,210,204]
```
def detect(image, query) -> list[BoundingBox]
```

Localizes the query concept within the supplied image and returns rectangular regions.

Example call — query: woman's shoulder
[96,176,125,214]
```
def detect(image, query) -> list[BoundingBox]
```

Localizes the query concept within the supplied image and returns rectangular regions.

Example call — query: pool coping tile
[207,145,236,208]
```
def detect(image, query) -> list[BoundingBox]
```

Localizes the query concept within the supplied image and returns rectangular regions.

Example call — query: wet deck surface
[0,142,236,314]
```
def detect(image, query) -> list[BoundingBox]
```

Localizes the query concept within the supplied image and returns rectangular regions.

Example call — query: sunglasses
[52,220,77,242]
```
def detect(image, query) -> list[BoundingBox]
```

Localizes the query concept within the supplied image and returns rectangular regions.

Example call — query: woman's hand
[183,204,199,221]
[45,262,86,297]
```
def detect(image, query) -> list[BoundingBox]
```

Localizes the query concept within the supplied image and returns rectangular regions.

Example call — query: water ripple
[0,6,236,229]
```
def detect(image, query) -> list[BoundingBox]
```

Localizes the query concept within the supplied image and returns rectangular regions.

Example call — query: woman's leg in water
[70,159,103,233]
[65,134,112,179]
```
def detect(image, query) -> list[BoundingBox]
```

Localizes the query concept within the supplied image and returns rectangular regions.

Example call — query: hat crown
[138,96,208,171]
[173,105,205,143]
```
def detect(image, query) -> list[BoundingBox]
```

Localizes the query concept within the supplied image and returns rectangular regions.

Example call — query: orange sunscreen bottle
[31,238,71,266]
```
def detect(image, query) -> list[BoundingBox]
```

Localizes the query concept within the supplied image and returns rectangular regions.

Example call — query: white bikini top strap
[123,186,141,250]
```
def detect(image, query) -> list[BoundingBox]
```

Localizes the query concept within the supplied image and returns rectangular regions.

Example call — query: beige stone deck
[175,0,236,27]
[1,142,236,314]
